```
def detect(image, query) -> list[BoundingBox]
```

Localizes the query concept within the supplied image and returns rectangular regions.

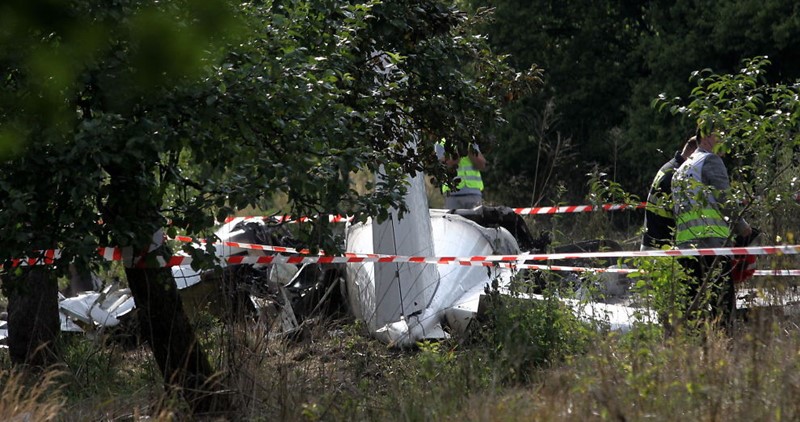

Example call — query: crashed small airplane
[342,174,653,347]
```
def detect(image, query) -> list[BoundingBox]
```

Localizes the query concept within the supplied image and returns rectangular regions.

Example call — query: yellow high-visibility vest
[673,151,732,244]
[442,155,484,193]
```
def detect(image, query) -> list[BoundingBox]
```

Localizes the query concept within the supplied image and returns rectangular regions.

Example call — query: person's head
[695,118,721,152]
[681,136,698,158]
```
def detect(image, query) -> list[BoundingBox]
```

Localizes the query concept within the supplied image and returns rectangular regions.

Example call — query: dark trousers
[678,255,734,326]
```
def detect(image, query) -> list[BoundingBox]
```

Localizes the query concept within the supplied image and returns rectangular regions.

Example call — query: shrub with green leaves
[474,275,596,384]
[627,256,694,334]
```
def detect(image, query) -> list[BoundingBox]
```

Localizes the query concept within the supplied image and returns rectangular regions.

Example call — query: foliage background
[461,0,800,207]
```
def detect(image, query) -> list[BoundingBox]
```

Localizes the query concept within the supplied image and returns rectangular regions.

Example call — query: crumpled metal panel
[346,210,517,347]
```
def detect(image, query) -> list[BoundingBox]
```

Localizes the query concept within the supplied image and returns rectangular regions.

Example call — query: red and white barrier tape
[753,270,800,276]
[10,250,800,276]
[222,214,353,224]
[221,202,647,224]
[519,245,800,261]
[171,235,316,255]
[9,244,800,276]
[512,203,645,215]
[139,244,800,268]
[170,235,378,259]
[8,249,58,267]
[168,239,800,262]
[13,246,133,268]
[170,242,800,262]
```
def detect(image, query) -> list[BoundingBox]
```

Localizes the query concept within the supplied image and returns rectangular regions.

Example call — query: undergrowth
[2,278,800,421]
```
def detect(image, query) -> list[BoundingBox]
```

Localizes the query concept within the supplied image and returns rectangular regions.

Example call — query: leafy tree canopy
[0,0,540,273]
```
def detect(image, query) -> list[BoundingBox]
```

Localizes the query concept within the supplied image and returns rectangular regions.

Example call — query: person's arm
[469,150,486,170]
[702,154,730,191]
[468,144,487,171]
[703,155,751,237]
[436,141,462,168]
[444,156,461,168]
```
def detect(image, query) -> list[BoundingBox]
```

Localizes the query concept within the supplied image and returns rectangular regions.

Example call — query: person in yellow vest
[435,139,487,209]
[640,136,697,250]
[672,122,751,327]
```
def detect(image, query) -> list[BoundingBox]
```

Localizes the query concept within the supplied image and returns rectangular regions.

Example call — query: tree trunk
[125,264,230,414]
[7,267,60,366]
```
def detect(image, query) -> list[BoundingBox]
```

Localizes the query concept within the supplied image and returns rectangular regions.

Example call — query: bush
[471,275,597,384]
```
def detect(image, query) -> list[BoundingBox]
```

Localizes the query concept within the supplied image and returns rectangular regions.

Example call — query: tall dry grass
[392,315,800,422]
[0,367,65,421]
[3,285,800,421]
